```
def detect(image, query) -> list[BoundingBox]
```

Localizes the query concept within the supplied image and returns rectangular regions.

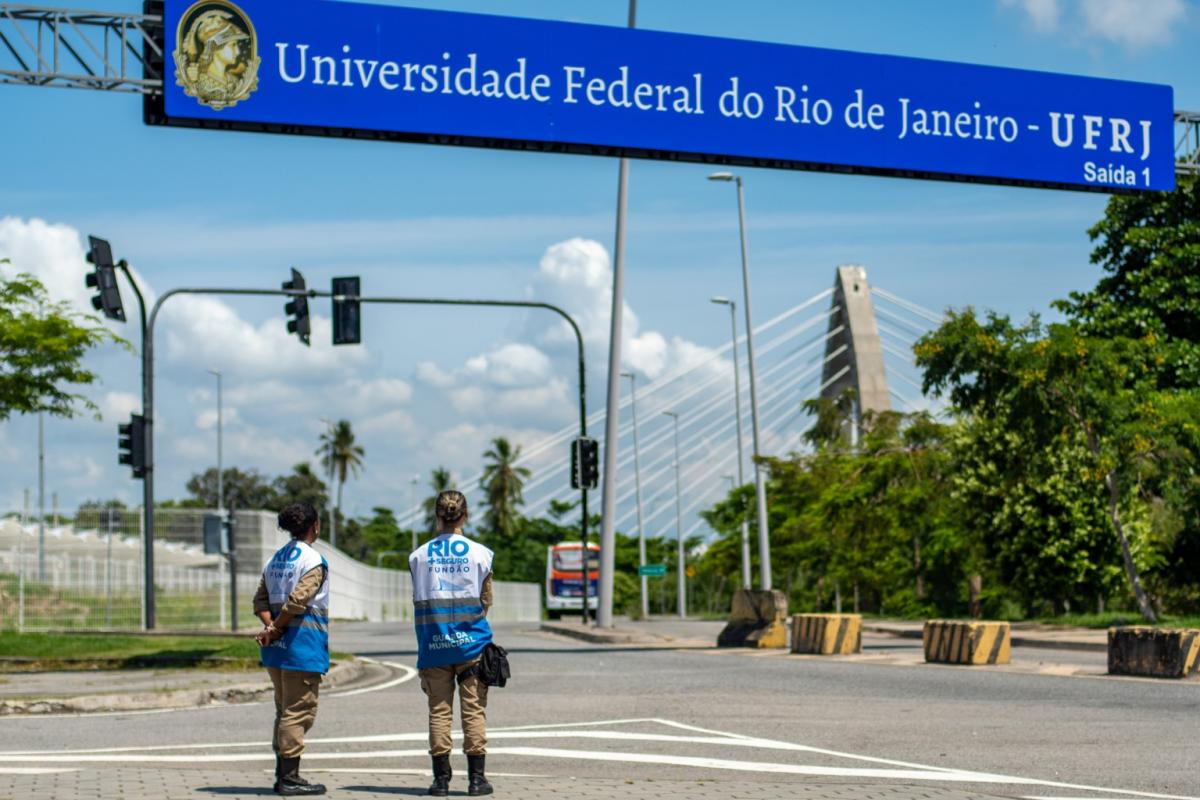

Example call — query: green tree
[480,437,531,538]
[916,311,1199,621]
[273,462,329,511]
[185,467,279,510]
[363,506,404,564]
[0,270,124,420]
[423,467,455,532]
[316,419,365,550]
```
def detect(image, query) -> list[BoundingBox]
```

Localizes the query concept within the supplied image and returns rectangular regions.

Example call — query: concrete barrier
[1108,627,1200,679]
[717,589,788,649]
[791,613,862,655]
[923,620,1011,665]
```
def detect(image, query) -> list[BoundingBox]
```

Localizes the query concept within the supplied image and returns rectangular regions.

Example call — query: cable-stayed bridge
[395,268,946,546]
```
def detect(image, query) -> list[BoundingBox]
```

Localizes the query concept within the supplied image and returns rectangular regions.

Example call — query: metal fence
[1,509,542,631]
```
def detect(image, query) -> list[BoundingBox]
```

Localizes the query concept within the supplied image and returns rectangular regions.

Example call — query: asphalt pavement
[0,619,1195,800]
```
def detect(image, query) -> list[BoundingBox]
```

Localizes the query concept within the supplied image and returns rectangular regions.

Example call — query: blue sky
[1,0,1197,529]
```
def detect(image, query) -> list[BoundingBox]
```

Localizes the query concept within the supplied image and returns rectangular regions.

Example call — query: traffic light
[331,276,361,345]
[84,235,126,322]
[282,268,311,346]
[118,413,147,479]
[571,437,600,490]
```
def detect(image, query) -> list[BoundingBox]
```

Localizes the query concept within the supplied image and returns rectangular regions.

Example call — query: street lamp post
[410,475,420,553]
[621,372,649,620]
[37,409,45,582]
[708,172,772,591]
[207,370,223,513]
[662,410,686,619]
[711,296,752,590]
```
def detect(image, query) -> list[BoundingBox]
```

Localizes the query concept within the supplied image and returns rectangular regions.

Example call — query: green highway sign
[639,563,667,578]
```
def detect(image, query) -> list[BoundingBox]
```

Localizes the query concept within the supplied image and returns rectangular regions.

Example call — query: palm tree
[480,437,531,538]
[423,467,454,533]
[315,420,365,550]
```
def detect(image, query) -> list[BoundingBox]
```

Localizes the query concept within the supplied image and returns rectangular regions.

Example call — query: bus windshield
[553,548,600,572]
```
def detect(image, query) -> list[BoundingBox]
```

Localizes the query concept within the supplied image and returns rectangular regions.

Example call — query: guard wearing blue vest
[253,502,330,797]
[410,490,495,797]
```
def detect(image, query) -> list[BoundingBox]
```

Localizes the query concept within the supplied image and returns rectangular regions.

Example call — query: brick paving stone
[0,768,1028,800]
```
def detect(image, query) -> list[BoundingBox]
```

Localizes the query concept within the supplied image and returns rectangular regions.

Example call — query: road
[0,620,1196,799]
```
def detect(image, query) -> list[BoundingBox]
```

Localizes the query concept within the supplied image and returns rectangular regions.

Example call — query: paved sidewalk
[0,768,1018,800]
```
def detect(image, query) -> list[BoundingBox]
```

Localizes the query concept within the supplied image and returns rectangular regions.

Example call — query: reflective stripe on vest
[260,540,331,674]
[409,533,494,669]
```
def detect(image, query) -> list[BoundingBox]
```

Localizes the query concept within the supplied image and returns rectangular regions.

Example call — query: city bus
[545,542,600,619]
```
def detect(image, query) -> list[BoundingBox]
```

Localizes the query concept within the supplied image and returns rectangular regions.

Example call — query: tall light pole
[410,474,420,553]
[662,410,685,619]
[708,172,772,591]
[37,410,45,581]
[621,371,648,620]
[207,369,223,513]
[597,0,639,630]
[711,296,752,590]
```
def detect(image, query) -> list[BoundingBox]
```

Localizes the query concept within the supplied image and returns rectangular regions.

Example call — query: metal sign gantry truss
[0,4,162,94]
[1,3,1198,175]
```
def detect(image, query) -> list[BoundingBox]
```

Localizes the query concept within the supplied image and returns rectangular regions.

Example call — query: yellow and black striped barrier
[716,589,789,649]
[923,620,1011,665]
[791,613,862,655]
[1108,627,1200,679]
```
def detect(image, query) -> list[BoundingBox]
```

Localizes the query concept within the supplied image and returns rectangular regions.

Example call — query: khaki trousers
[267,667,321,759]
[419,658,488,756]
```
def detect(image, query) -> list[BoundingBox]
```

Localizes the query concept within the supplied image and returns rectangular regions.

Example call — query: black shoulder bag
[460,642,510,688]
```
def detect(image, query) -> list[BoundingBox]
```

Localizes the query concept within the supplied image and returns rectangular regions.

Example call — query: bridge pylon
[820,265,891,437]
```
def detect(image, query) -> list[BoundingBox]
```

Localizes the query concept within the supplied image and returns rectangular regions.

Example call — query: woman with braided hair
[408,490,495,796]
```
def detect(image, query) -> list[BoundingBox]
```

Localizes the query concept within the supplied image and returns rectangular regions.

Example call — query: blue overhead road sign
[157,0,1175,192]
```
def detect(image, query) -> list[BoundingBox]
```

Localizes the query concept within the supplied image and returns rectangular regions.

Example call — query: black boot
[274,756,326,796]
[428,755,452,797]
[467,754,493,796]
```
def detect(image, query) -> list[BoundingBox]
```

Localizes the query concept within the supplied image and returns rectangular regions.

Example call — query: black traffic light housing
[85,235,126,322]
[118,413,147,479]
[282,268,311,346]
[571,437,599,490]
[332,276,361,345]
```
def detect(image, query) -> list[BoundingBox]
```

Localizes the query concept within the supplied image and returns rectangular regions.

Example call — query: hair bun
[435,490,468,524]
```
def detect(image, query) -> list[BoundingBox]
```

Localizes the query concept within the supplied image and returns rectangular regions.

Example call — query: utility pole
[711,296,751,589]
[37,410,45,581]
[410,475,419,553]
[597,0,638,629]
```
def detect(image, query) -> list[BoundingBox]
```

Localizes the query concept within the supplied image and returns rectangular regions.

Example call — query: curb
[863,623,1107,653]
[539,621,671,646]
[0,657,364,716]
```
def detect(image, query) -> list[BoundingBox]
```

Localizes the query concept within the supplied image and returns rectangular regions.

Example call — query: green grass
[0,631,354,672]
[1033,612,1200,629]
[0,632,264,671]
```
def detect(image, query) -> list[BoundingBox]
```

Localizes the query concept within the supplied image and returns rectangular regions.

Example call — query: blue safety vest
[409,533,493,669]
[260,540,331,674]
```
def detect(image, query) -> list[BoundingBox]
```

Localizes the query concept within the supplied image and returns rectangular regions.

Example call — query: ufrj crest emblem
[174,0,260,110]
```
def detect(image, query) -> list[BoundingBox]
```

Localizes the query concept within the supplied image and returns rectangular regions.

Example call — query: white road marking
[0,716,1193,800]
[304,768,551,778]
[326,660,417,697]
[0,659,417,722]
[0,768,79,775]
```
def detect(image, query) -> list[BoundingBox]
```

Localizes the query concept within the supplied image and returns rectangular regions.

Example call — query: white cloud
[100,392,140,421]
[1001,0,1187,48]
[1079,0,1186,48]
[1001,0,1061,31]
